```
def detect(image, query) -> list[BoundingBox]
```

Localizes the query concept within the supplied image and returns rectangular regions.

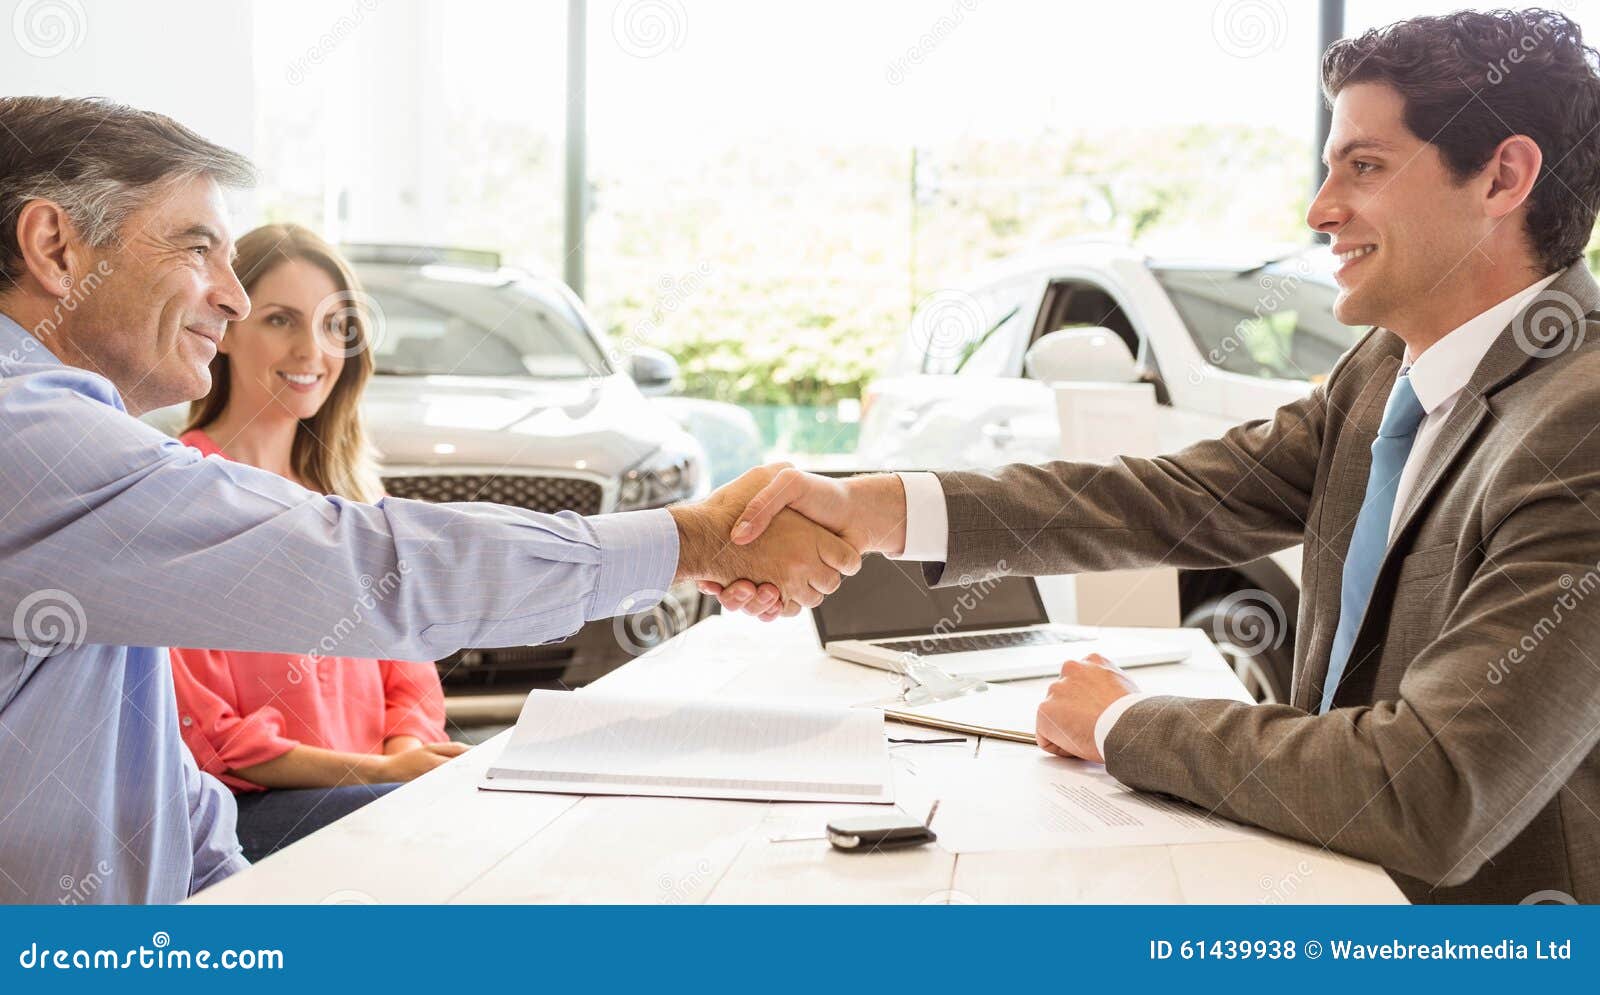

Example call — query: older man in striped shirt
[0,96,853,903]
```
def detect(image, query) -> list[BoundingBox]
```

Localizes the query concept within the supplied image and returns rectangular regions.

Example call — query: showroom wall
[1,0,258,218]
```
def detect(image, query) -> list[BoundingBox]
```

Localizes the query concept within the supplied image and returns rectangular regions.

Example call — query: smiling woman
[186,225,382,499]
[170,224,461,863]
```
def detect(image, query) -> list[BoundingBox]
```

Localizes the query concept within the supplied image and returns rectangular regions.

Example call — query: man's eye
[1353,161,1378,175]
[190,245,209,256]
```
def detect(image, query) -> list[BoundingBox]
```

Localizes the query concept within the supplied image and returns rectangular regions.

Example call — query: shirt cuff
[584,509,680,621]
[1094,692,1155,761]
[893,472,949,562]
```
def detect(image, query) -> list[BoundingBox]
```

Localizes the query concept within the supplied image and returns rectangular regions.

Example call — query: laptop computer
[811,554,1189,682]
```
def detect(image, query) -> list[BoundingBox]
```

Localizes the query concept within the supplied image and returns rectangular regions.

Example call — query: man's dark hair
[0,96,255,285]
[1322,8,1600,273]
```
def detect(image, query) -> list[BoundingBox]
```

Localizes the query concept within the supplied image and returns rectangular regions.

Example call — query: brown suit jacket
[932,262,1600,903]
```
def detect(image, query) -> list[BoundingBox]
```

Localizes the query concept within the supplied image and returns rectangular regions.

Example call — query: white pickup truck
[857,239,1359,702]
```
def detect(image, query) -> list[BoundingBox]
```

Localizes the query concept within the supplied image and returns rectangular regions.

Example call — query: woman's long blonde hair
[185,224,383,502]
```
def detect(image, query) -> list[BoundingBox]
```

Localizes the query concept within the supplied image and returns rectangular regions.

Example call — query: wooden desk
[191,615,1405,904]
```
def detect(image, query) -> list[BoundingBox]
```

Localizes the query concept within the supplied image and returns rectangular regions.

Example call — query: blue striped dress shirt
[0,314,678,903]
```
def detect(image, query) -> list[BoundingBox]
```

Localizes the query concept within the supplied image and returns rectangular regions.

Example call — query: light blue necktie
[1320,372,1426,714]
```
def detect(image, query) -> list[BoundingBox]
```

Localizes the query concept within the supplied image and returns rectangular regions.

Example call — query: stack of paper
[482,690,894,804]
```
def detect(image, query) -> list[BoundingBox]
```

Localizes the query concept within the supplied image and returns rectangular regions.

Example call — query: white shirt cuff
[1094,692,1155,761]
[892,472,948,562]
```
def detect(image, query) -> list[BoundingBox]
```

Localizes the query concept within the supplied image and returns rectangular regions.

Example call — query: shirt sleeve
[168,647,300,789]
[892,471,949,561]
[183,750,249,895]
[1094,691,1156,763]
[0,366,679,662]
[378,659,448,743]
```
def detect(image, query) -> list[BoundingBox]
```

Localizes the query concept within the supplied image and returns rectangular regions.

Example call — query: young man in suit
[709,9,1600,904]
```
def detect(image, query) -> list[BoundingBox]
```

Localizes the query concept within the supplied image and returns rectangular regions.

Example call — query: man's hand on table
[696,469,909,619]
[670,465,864,616]
[1035,653,1139,764]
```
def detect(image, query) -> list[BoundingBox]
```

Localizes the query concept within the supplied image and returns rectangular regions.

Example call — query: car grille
[382,473,605,515]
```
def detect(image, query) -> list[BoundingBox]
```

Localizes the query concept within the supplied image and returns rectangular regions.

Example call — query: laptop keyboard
[868,629,1088,656]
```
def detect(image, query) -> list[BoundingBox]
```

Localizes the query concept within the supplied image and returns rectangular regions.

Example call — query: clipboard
[880,684,1041,744]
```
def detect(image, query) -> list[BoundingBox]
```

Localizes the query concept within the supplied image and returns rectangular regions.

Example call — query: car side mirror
[628,347,681,396]
[1023,327,1139,383]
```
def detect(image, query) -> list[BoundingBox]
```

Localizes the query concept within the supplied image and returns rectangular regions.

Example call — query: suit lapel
[1390,264,1600,543]
[1301,265,1600,711]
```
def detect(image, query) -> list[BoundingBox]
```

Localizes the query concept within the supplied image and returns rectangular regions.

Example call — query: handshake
[666,463,1141,765]
[667,465,909,619]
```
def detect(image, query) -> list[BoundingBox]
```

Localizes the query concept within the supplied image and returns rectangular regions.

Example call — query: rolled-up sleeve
[169,648,299,791]
[379,659,447,743]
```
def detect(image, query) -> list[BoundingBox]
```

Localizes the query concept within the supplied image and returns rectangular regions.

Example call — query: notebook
[482,690,895,804]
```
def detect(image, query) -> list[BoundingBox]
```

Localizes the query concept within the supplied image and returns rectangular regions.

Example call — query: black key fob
[826,814,937,852]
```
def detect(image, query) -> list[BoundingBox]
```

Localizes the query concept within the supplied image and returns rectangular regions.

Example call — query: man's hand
[699,469,909,618]
[670,465,863,613]
[1035,654,1139,764]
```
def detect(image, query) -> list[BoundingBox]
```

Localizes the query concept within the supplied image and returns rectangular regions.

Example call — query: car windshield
[885,281,1031,377]
[1151,262,1357,383]
[358,268,610,379]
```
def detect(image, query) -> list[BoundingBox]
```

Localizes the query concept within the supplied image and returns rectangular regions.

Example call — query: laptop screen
[810,553,1049,644]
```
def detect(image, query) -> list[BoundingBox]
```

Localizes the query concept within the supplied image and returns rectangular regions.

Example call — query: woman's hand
[373,741,469,783]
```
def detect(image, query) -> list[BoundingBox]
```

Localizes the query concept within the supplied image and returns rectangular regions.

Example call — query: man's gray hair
[0,96,256,283]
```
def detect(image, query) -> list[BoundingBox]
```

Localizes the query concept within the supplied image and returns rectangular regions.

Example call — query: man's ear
[1482,134,1542,221]
[12,199,87,301]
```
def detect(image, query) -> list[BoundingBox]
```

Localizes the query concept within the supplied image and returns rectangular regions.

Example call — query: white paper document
[482,690,895,804]
[907,754,1264,852]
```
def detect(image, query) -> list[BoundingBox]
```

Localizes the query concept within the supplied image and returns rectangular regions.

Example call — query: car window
[361,273,609,379]
[889,281,1031,377]
[1151,265,1356,383]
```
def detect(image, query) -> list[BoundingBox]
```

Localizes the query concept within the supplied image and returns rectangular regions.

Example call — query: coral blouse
[168,429,447,793]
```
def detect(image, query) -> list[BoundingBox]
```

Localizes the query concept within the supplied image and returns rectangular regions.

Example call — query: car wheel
[1182,593,1294,705]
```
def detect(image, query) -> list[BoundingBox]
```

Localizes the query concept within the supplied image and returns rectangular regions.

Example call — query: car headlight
[615,450,702,511]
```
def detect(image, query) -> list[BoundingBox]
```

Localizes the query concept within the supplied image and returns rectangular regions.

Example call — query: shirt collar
[1404,271,1561,414]
[0,310,66,370]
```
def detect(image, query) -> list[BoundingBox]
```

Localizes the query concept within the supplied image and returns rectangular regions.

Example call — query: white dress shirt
[893,271,1561,760]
